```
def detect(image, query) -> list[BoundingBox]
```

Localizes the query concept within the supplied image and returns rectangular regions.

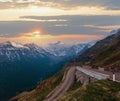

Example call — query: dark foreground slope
[74,29,120,71]
[10,68,65,101]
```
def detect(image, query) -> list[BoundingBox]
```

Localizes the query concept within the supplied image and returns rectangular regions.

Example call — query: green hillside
[95,38,120,68]
[59,80,120,101]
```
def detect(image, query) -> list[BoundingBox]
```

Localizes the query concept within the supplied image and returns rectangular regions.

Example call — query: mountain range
[0,40,94,101]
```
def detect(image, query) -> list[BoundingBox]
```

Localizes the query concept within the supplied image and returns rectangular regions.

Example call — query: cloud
[0,15,120,38]
[104,0,120,10]
[0,0,120,10]
[0,0,58,9]
[0,0,120,21]
[20,16,67,22]
[82,25,120,30]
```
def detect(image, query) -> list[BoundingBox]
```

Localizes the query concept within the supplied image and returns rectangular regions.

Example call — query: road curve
[44,67,76,101]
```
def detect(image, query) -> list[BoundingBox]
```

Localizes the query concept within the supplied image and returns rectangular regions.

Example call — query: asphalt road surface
[45,67,76,101]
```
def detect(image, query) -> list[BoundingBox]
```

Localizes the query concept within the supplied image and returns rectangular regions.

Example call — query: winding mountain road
[45,66,120,101]
[45,67,76,101]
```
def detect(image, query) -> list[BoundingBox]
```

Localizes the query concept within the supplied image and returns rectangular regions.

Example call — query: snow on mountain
[71,44,87,54]
[87,41,96,48]
[9,41,28,48]
[1,41,28,49]
[0,40,96,62]
[45,41,69,56]
[0,41,51,61]
[45,41,95,57]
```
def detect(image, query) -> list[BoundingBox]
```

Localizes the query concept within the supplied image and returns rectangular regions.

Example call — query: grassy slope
[94,38,120,68]
[59,80,120,101]
[10,69,64,101]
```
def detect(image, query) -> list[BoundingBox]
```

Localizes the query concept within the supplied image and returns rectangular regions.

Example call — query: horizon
[0,39,97,47]
[0,28,117,47]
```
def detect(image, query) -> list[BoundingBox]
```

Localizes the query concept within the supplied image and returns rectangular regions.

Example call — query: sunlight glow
[0,33,104,47]
[33,31,41,38]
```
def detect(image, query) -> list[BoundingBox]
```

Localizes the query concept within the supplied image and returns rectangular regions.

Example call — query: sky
[0,0,120,45]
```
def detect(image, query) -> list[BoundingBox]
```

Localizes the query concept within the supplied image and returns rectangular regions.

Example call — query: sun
[34,31,41,38]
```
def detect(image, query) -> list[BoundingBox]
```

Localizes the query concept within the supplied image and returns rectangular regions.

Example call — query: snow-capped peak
[3,41,28,49]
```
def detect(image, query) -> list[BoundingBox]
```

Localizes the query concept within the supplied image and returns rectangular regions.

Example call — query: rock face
[74,29,120,71]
